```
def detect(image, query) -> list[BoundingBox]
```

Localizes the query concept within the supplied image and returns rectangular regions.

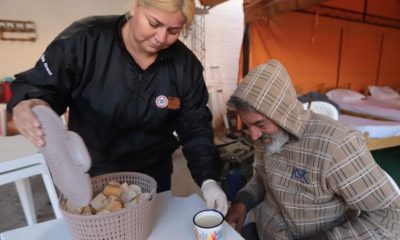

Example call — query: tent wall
[247,11,400,94]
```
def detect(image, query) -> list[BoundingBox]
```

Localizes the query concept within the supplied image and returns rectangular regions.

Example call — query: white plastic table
[1,191,244,240]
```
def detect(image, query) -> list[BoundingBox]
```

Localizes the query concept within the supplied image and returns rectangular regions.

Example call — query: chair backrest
[303,101,339,120]
[0,134,63,225]
[0,135,39,163]
[0,103,7,136]
[385,171,400,194]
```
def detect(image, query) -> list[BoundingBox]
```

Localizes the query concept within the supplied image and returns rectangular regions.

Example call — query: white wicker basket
[60,172,157,240]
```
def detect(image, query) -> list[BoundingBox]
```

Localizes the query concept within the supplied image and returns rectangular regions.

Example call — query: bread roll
[65,199,83,214]
[90,192,108,211]
[81,206,93,215]
[99,196,123,212]
[120,187,139,203]
[103,183,122,198]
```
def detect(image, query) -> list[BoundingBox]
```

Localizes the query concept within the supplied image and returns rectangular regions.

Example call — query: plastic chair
[0,135,62,226]
[0,103,6,136]
[385,171,400,194]
[303,101,339,120]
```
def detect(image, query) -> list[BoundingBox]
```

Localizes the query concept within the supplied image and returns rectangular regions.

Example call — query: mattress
[333,97,400,122]
[339,114,400,139]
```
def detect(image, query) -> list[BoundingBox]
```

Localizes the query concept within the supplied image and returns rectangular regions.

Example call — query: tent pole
[376,33,384,86]
[363,0,368,23]
[336,27,344,88]
[242,23,250,77]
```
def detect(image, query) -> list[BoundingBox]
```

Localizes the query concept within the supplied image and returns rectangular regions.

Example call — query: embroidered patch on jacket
[291,167,309,184]
[155,95,168,108]
[167,97,181,110]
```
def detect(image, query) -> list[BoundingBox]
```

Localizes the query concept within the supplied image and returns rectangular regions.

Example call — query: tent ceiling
[244,0,327,22]
[199,0,400,29]
[242,0,400,29]
[200,0,327,19]
[200,0,228,7]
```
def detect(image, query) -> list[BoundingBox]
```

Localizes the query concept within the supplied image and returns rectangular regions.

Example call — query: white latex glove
[201,179,228,216]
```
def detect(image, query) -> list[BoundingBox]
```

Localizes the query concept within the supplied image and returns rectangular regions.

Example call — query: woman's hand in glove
[201,179,228,215]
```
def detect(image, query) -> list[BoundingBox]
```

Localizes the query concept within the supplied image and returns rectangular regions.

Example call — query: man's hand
[12,99,49,147]
[201,179,228,215]
[225,202,247,233]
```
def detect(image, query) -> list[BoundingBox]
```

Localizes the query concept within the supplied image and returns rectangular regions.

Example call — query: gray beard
[261,128,290,155]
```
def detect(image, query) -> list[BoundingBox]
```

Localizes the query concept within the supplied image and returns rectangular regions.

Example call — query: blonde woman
[8,0,227,214]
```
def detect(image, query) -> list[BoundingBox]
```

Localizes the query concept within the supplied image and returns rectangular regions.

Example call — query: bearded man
[225,59,400,240]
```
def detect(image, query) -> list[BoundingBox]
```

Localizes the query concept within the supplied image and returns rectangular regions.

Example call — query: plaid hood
[232,59,309,138]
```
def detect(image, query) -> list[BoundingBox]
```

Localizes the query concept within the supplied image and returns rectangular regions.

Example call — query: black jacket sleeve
[8,35,80,115]
[175,53,221,186]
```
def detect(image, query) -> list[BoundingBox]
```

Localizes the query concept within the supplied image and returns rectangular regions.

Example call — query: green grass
[372,146,400,184]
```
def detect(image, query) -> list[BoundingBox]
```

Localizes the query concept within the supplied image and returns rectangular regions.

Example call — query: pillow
[368,86,400,100]
[326,89,365,102]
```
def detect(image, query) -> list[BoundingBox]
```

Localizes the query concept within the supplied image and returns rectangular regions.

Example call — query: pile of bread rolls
[64,181,151,215]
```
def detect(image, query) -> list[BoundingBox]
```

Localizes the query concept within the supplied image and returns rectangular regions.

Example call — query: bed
[316,85,400,151]
[339,114,400,151]
[326,87,400,122]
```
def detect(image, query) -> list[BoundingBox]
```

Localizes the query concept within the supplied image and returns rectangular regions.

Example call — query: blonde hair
[134,0,195,26]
